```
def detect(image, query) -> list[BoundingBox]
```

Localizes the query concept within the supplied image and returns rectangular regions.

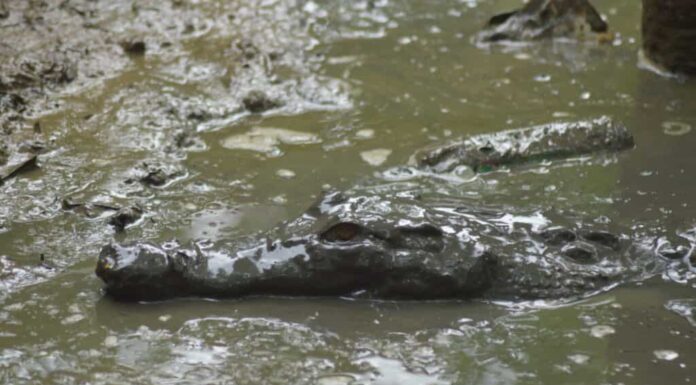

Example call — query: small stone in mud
[141,169,168,186]
[185,109,211,122]
[135,162,185,187]
[173,129,196,149]
[38,254,56,270]
[108,206,143,231]
[120,40,147,56]
[242,90,282,113]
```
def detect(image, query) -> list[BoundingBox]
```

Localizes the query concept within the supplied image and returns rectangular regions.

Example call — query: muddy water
[1,0,696,384]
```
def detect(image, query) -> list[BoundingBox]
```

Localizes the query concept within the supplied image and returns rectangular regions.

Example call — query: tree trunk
[642,0,696,75]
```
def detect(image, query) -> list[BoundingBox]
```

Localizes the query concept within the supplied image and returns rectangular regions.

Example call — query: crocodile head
[96,192,658,301]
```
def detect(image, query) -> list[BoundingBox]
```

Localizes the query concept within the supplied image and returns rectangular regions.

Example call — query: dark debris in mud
[0,50,77,93]
[242,90,283,113]
[120,39,147,56]
[61,196,143,231]
[108,205,144,232]
[61,198,119,219]
[0,3,8,19]
[129,161,187,188]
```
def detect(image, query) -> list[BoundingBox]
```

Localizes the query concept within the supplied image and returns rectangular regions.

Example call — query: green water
[1,0,696,384]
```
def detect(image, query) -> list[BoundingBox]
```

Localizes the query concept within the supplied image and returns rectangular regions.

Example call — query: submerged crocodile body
[95,117,665,302]
[415,116,632,172]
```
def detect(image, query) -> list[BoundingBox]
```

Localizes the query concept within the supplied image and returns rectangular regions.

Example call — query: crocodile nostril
[562,242,599,264]
[581,231,621,250]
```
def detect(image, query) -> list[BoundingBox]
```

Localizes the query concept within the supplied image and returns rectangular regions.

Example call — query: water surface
[1,0,696,384]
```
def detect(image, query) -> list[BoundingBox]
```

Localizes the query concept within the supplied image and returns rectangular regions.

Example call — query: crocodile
[476,0,611,44]
[95,117,664,302]
[96,191,659,301]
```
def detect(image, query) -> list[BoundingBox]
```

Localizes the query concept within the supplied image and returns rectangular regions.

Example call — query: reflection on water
[1,0,696,384]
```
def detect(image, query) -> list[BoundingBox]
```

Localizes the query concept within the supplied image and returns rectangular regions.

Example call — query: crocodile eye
[320,222,363,242]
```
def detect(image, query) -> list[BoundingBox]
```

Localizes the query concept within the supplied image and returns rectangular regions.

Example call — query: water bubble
[360,148,392,166]
[514,53,531,61]
[662,121,692,137]
[272,195,288,205]
[61,314,85,325]
[568,354,590,365]
[398,36,412,45]
[104,336,119,348]
[276,169,296,179]
[654,350,679,361]
[303,1,319,13]
[534,74,551,82]
[590,325,615,338]
[355,129,375,140]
